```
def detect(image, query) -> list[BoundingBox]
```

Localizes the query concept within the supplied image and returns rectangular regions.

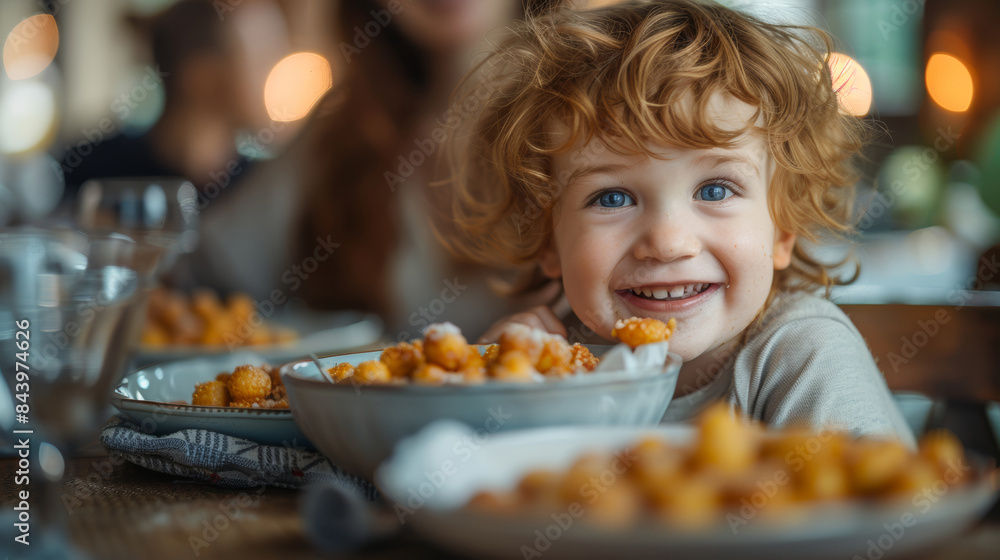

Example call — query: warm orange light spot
[925,53,973,112]
[3,14,59,80]
[828,53,872,117]
[264,52,332,122]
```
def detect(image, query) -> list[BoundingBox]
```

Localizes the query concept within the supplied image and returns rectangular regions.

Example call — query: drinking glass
[0,228,141,557]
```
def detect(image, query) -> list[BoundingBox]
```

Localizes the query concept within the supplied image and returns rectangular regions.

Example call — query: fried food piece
[215,372,232,383]
[460,365,487,384]
[919,430,967,484]
[200,316,235,346]
[272,326,298,344]
[249,397,290,409]
[887,457,939,495]
[266,365,283,388]
[497,323,545,364]
[246,325,272,346]
[226,364,272,402]
[467,491,516,514]
[559,453,610,503]
[192,380,230,406]
[692,403,757,475]
[488,349,536,382]
[412,363,448,385]
[380,341,425,378]
[326,362,355,382]
[191,289,223,322]
[570,343,598,371]
[229,399,259,407]
[846,439,908,494]
[517,470,562,503]
[649,473,720,528]
[536,337,572,375]
[228,293,256,325]
[424,323,470,371]
[354,360,392,384]
[796,457,849,500]
[584,479,642,529]
[611,317,676,349]
[141,324,170,347]
[464,346,485,369]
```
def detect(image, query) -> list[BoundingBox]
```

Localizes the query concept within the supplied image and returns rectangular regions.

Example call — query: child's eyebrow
[691,153,761,177]
[563,163,630,188]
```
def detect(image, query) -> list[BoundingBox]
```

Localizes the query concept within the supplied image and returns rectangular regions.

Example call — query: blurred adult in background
[190,0,561,340]
[58,0,252,200]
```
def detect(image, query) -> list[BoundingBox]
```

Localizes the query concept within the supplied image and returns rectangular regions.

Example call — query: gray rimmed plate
[112,351,311,448]
[133,308,383,367]
[377,422,1000,560]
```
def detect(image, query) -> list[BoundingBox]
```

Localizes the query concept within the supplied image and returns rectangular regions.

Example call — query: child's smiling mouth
[626,283,712,301]
[615,282,720,312]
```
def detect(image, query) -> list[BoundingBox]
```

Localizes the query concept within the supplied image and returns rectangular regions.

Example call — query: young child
[443,0,915,446]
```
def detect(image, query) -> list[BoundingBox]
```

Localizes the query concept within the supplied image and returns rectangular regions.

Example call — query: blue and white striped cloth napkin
[99,415,377,499]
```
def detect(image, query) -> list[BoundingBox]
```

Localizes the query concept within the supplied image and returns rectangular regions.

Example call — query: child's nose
[632,214,702,262]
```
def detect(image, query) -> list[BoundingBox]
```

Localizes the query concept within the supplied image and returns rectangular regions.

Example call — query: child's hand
[477,305,568,344]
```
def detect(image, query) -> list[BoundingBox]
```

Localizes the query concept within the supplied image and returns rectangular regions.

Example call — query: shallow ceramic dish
[377,422,1000,560]
[134,308,383,366]
[281,346,682,478]
[112,351,311,448]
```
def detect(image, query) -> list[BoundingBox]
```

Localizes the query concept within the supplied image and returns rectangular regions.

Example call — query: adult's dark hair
[295,0,560,316]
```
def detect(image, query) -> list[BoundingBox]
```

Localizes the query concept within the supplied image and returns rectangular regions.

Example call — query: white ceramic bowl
[280,346,682,478]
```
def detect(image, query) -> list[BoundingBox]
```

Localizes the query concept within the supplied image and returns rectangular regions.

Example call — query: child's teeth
[630,284,711,300]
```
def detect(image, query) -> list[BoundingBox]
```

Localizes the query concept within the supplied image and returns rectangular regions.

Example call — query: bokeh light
[263,52,332,122]
[3,14,59,80]
[925,53,973,113]
[0,80,57,154]
[828,53,872,117]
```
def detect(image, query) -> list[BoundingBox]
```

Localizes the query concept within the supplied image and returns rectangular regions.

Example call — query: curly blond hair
[443,0,866,297]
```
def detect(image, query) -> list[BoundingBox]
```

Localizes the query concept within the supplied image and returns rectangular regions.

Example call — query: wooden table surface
[3,304,999,559]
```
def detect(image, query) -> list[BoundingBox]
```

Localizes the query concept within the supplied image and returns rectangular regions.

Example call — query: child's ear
[539,240,562,279]
[772,229,796,271]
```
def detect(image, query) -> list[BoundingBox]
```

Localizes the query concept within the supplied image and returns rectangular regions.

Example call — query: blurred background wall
[0,0,999,304]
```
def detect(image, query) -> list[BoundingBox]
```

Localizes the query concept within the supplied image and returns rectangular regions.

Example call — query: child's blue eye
[696,183,732,202]
[594,191,635,208]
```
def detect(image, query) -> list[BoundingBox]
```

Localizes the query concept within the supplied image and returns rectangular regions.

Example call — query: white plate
[134,308,383,366]
[111,351,311,448]
[282,346,682,478]
[377,422,1000,560]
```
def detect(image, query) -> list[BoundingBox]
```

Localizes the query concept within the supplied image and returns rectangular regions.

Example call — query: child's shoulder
[751,290,861,343]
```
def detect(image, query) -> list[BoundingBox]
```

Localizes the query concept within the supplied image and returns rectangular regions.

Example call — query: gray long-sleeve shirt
[663,291,917,449]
